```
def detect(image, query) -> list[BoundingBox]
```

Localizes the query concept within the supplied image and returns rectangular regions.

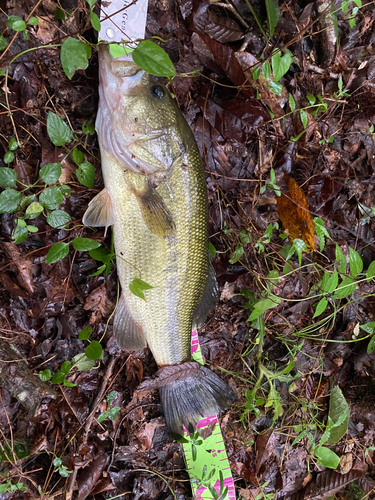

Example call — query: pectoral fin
[132,181,175,238]
[114,293,147,351]
[82,188,115,231]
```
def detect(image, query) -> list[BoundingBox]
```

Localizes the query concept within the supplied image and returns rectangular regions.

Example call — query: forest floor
[1,0,375,499]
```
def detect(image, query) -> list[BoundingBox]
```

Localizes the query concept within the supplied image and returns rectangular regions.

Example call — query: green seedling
[53,457,72,478]
[97,391,121,422]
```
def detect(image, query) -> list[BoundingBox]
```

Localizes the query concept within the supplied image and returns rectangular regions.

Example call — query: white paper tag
[99,0,148,43]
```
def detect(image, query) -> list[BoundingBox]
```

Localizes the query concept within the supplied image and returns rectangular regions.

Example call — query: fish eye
[151,85,165,100]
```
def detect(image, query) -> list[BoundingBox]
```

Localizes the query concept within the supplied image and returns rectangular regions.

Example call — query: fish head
[97,45,188,177]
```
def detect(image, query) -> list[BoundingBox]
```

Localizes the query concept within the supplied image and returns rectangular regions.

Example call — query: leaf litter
[0,0,375,498]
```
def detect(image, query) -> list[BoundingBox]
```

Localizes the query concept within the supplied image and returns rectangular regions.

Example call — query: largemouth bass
[83,45,234,434]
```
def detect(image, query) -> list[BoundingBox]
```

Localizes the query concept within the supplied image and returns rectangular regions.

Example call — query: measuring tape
[185,330,235,500]
[98,4,235,498]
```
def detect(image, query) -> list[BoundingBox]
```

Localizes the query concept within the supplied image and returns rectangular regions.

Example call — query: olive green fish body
[83,46,235,434]
[102,144,208,366]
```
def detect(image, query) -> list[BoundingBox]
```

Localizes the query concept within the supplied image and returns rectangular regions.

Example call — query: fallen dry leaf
[84,283,113,324]
[277,176,315,251]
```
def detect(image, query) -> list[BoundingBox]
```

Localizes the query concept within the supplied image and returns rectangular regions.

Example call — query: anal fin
[82,188,115,232]
[132,180,175,238]
[114,293,147,351]
[193,260,219,327]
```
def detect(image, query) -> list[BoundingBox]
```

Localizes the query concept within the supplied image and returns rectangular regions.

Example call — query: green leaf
[85,340,103,360]
[229,244,244,264]
[63,379,76,387]
[367,336,375,354]
[248,295,281,321]
[51,371,65,384]
[72,148,84,165]
[40,163,62,184]
[53,457,62,467]
[268,81,283,94]
[349,247,363,276]
[132,40,176,77]
[266,270,279,287]
[12,223,28,244]
[265,0,280,37]
[325,386,349,445]
[300,109,308,128]
[262,60,271,81]
[0,167,17,187]
[314,217,331,252]
[322,269,339,293]
[108,407,120,420]
[313,297,328,318]
[60,361,71,375]
[314,446,340,469]
[107,391,116,405]
[306,92,316,105]
[4,151,14,164]
[71,353,96,371]
[366,261,375,282]
[289,93,295,112]
[55,7,68,19]
[0,189,21,213]
[39,186,63,210]
[82,121,95,135]
[79,326,92,340]
[47,111,73,146]
[7,15,26,31]
[86,0,96,7]
[90,264,106,277]
[39,369,52,381]
[129,277,153,301]
[97,411,109,423]
[8,137,18,151]
[89,247,114,262]
[0,35,7,51]
[72,237,101,252]
[360,322,375,334]
[90,10,100,31]
[252,67,260,81]
[27,225,38,233]
[60,37,91,80]
[208,241,216,258]
[45,242,69,264]
[26,201,43,218]
[47,209,71,228]
[336,244,347,274]
[60,185,71,196]
[271,51,292,82]
[334,276,356,299]
[27,16,39,26]
[76,161,95,188]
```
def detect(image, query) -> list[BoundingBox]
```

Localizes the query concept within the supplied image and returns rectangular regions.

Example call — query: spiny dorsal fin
[132,181,175,238]
[114,293,147,351]
[82,188,115,230]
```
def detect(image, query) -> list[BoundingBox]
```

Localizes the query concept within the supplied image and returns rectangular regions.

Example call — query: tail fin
[157,362,235,436]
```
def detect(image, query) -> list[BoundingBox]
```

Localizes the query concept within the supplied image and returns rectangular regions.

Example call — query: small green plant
[260,168,281,196]
[97,391,121,422]
[53,457,72,478]
[0,14,39,48]
[255,222,279,253]
[39,326,103,385]
[0,478,27,494]
[334,76,350,100]
[190,468,228,500]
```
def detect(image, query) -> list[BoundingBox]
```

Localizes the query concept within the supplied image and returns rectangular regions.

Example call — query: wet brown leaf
[2,242,35,295]
[277,176,316,251]
[83,283,113,324]
[77,453,110,500]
